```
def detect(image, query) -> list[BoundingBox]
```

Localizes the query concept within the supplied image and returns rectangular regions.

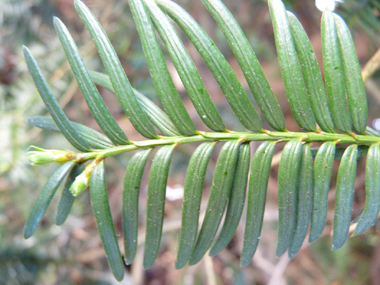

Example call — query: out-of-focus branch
[362,47,380,82]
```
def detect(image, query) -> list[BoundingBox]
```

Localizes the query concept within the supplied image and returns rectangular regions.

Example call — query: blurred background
[0,0,380,284]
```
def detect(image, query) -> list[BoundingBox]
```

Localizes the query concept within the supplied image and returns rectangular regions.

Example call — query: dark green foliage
[24,162,74,239]
[334,14,368,134]
[309,142,336,242]
[288,143,314,257]
[24,0,379,278]
[157,0,264,132]
[189,141,240,265]
[129,0,197,136]
[202,0,285,131]
[176,142,215,269]
[75,0,159,139]
[28,116,114,149]
[89,71,181,137]
[23,47,92,152]
[144,145,176,269]
[269,0,316,132]
[90,161,124,281]
[210,143,251,256]
[241,141,275,266]
[287,12,334,133]
[332,145,358,250]
[145,0,226,132]
[322,10,352,133]
[276,140,303,257]
[54,17,130,145]
[354,145,380,236]
[123,149,151,264]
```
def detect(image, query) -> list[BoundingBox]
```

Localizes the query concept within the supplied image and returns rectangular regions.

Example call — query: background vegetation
[1,0,379,284]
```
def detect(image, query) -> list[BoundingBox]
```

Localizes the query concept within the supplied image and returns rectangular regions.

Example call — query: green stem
[75,130,380,163]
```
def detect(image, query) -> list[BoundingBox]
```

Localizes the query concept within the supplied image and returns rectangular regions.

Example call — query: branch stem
[75,130,380,162]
